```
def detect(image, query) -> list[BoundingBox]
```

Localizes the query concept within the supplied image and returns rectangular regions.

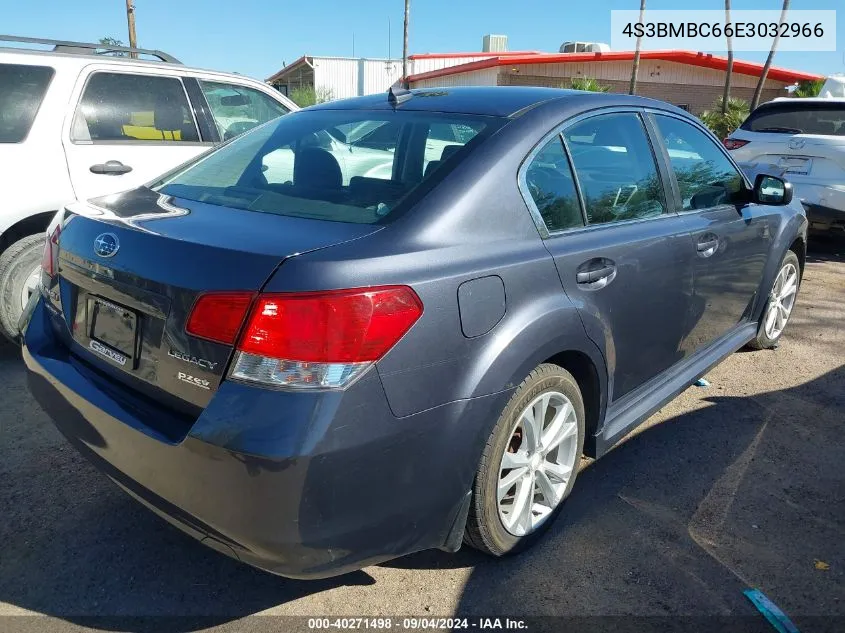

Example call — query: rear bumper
[22,297,508,579]
[802,201,845,233]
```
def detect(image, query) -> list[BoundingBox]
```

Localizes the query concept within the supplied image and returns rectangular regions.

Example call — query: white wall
[313,57,403,100]
[411,67,499,88]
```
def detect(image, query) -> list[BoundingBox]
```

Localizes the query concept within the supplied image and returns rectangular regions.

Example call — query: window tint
[742,103,845,136]
[153,109,502,224]
[653,115,744,210]
[0,64,54,143]
[563,113,665,224]
[72,73,199,142]
[524,136,583,232]
[200,80,289,141]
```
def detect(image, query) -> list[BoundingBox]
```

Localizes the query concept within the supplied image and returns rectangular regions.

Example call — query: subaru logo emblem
[94,233,119,258]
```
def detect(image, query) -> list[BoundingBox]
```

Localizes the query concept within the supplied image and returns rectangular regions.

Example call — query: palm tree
[751,0,790,110]
[402,0,411,87]
[721,0,734,115]
[629,0,646,95]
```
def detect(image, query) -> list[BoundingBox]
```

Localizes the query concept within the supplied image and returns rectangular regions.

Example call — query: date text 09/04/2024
[307,618,528,630]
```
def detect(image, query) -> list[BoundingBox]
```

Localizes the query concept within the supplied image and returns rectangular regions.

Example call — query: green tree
[289,86,335,108]
[793,79,824,98]
[99,37,127,57]
[569,77,610,92]
[699,96,750,139]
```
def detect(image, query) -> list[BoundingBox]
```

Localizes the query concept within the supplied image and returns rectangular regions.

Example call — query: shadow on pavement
[1,346,843,630]
[0,338,372,631]
[452,364,845,623]
[806,233,845,264]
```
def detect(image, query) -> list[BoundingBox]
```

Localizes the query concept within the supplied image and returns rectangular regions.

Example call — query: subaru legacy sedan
[22,87,806,579]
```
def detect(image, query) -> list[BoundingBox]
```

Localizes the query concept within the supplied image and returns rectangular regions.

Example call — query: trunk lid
[50,187,380,412]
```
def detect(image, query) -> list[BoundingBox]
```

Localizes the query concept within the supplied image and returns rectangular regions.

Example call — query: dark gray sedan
[22,87,806,578]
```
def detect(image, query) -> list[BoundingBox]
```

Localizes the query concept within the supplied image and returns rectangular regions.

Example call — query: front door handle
[696,234,720,257]
[576,258,617,289]
[90,160,133,175]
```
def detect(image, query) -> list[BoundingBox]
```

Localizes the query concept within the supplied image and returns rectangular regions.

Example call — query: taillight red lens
[723,138,750,150]
[41,225,61,277]
[237,286,423,363]
[186,292,254,345]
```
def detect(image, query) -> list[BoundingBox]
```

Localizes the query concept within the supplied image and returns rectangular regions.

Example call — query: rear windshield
[0,64,54,143]
[741,102,845,136]
[153,109,504,224]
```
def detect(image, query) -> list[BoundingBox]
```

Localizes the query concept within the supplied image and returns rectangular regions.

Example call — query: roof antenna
[388,84,413,106]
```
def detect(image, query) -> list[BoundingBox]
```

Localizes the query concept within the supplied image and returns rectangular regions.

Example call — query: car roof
[308,86,678,118]
[0,45,263,84]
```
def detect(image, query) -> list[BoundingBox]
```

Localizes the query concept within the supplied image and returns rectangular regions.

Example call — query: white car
[0,35,297,340]
[725,98,845,234]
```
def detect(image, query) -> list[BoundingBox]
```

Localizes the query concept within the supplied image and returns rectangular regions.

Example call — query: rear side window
[72,73,200,143]
[199,80,289,141]
[153,109,503,224]
[0,64,54,143]
[563,113,666,225]
[524,136,584,232]
[742,103,845,136]
[653,115,744,210]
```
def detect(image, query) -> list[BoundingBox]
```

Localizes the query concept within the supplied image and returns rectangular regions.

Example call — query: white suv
[0,35,297,340]
[725,98,845,234]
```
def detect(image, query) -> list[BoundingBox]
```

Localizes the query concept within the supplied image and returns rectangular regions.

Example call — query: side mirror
[753,174,793,206]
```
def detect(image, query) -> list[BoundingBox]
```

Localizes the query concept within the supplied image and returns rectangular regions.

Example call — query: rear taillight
[40,224,61,277]
[229,286,423,389]
[186,292,254,345]
[723,138,750,150]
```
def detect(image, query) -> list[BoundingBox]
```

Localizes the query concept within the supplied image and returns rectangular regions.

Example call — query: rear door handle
[90,160,133,175]
[576,265,614,284]
[575,258,617,289]
[696,235,720,257]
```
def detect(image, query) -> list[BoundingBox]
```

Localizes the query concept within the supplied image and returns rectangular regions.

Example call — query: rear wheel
[0,234,44,342]
[748,250,800,350]
[464,363,585,556]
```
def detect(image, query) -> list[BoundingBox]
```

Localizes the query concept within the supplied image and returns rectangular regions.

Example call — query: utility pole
[402,0,410,86]
[125,0,138,57]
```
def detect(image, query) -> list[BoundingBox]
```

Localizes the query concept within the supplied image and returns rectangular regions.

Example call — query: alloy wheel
[497,391,579,537]
[764,262,798,340]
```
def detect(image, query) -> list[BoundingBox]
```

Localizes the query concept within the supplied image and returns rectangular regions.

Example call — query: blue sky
[4,0,843,81]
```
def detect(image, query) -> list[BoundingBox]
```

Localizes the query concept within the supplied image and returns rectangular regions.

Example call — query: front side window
[524,136,583,232]
[153,109,503,224]
[72,73,199,142]
[199,80,289,141]
[0,64,54,143]
[563,112,665,224]
[742,103,845,136]
[653,115,744,210]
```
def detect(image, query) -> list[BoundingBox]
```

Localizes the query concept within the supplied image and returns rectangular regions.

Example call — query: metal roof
[406,50,824,84]
[306,86,659,117]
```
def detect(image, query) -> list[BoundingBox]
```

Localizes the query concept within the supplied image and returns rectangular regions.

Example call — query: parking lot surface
[1,237,843,632]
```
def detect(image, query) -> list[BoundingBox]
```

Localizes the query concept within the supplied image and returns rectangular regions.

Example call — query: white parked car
[725,98,845,234]
[0,35,297,340]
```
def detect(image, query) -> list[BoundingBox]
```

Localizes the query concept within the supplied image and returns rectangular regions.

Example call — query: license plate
[779,156,812,175]
[89,297,137,363]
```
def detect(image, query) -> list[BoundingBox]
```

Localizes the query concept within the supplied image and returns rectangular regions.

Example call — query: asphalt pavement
[1,236,843,633]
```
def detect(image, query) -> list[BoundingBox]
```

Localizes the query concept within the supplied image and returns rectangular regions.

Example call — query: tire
[0,234,45,342]
[747,250,801,350]
[464,363,586,556]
